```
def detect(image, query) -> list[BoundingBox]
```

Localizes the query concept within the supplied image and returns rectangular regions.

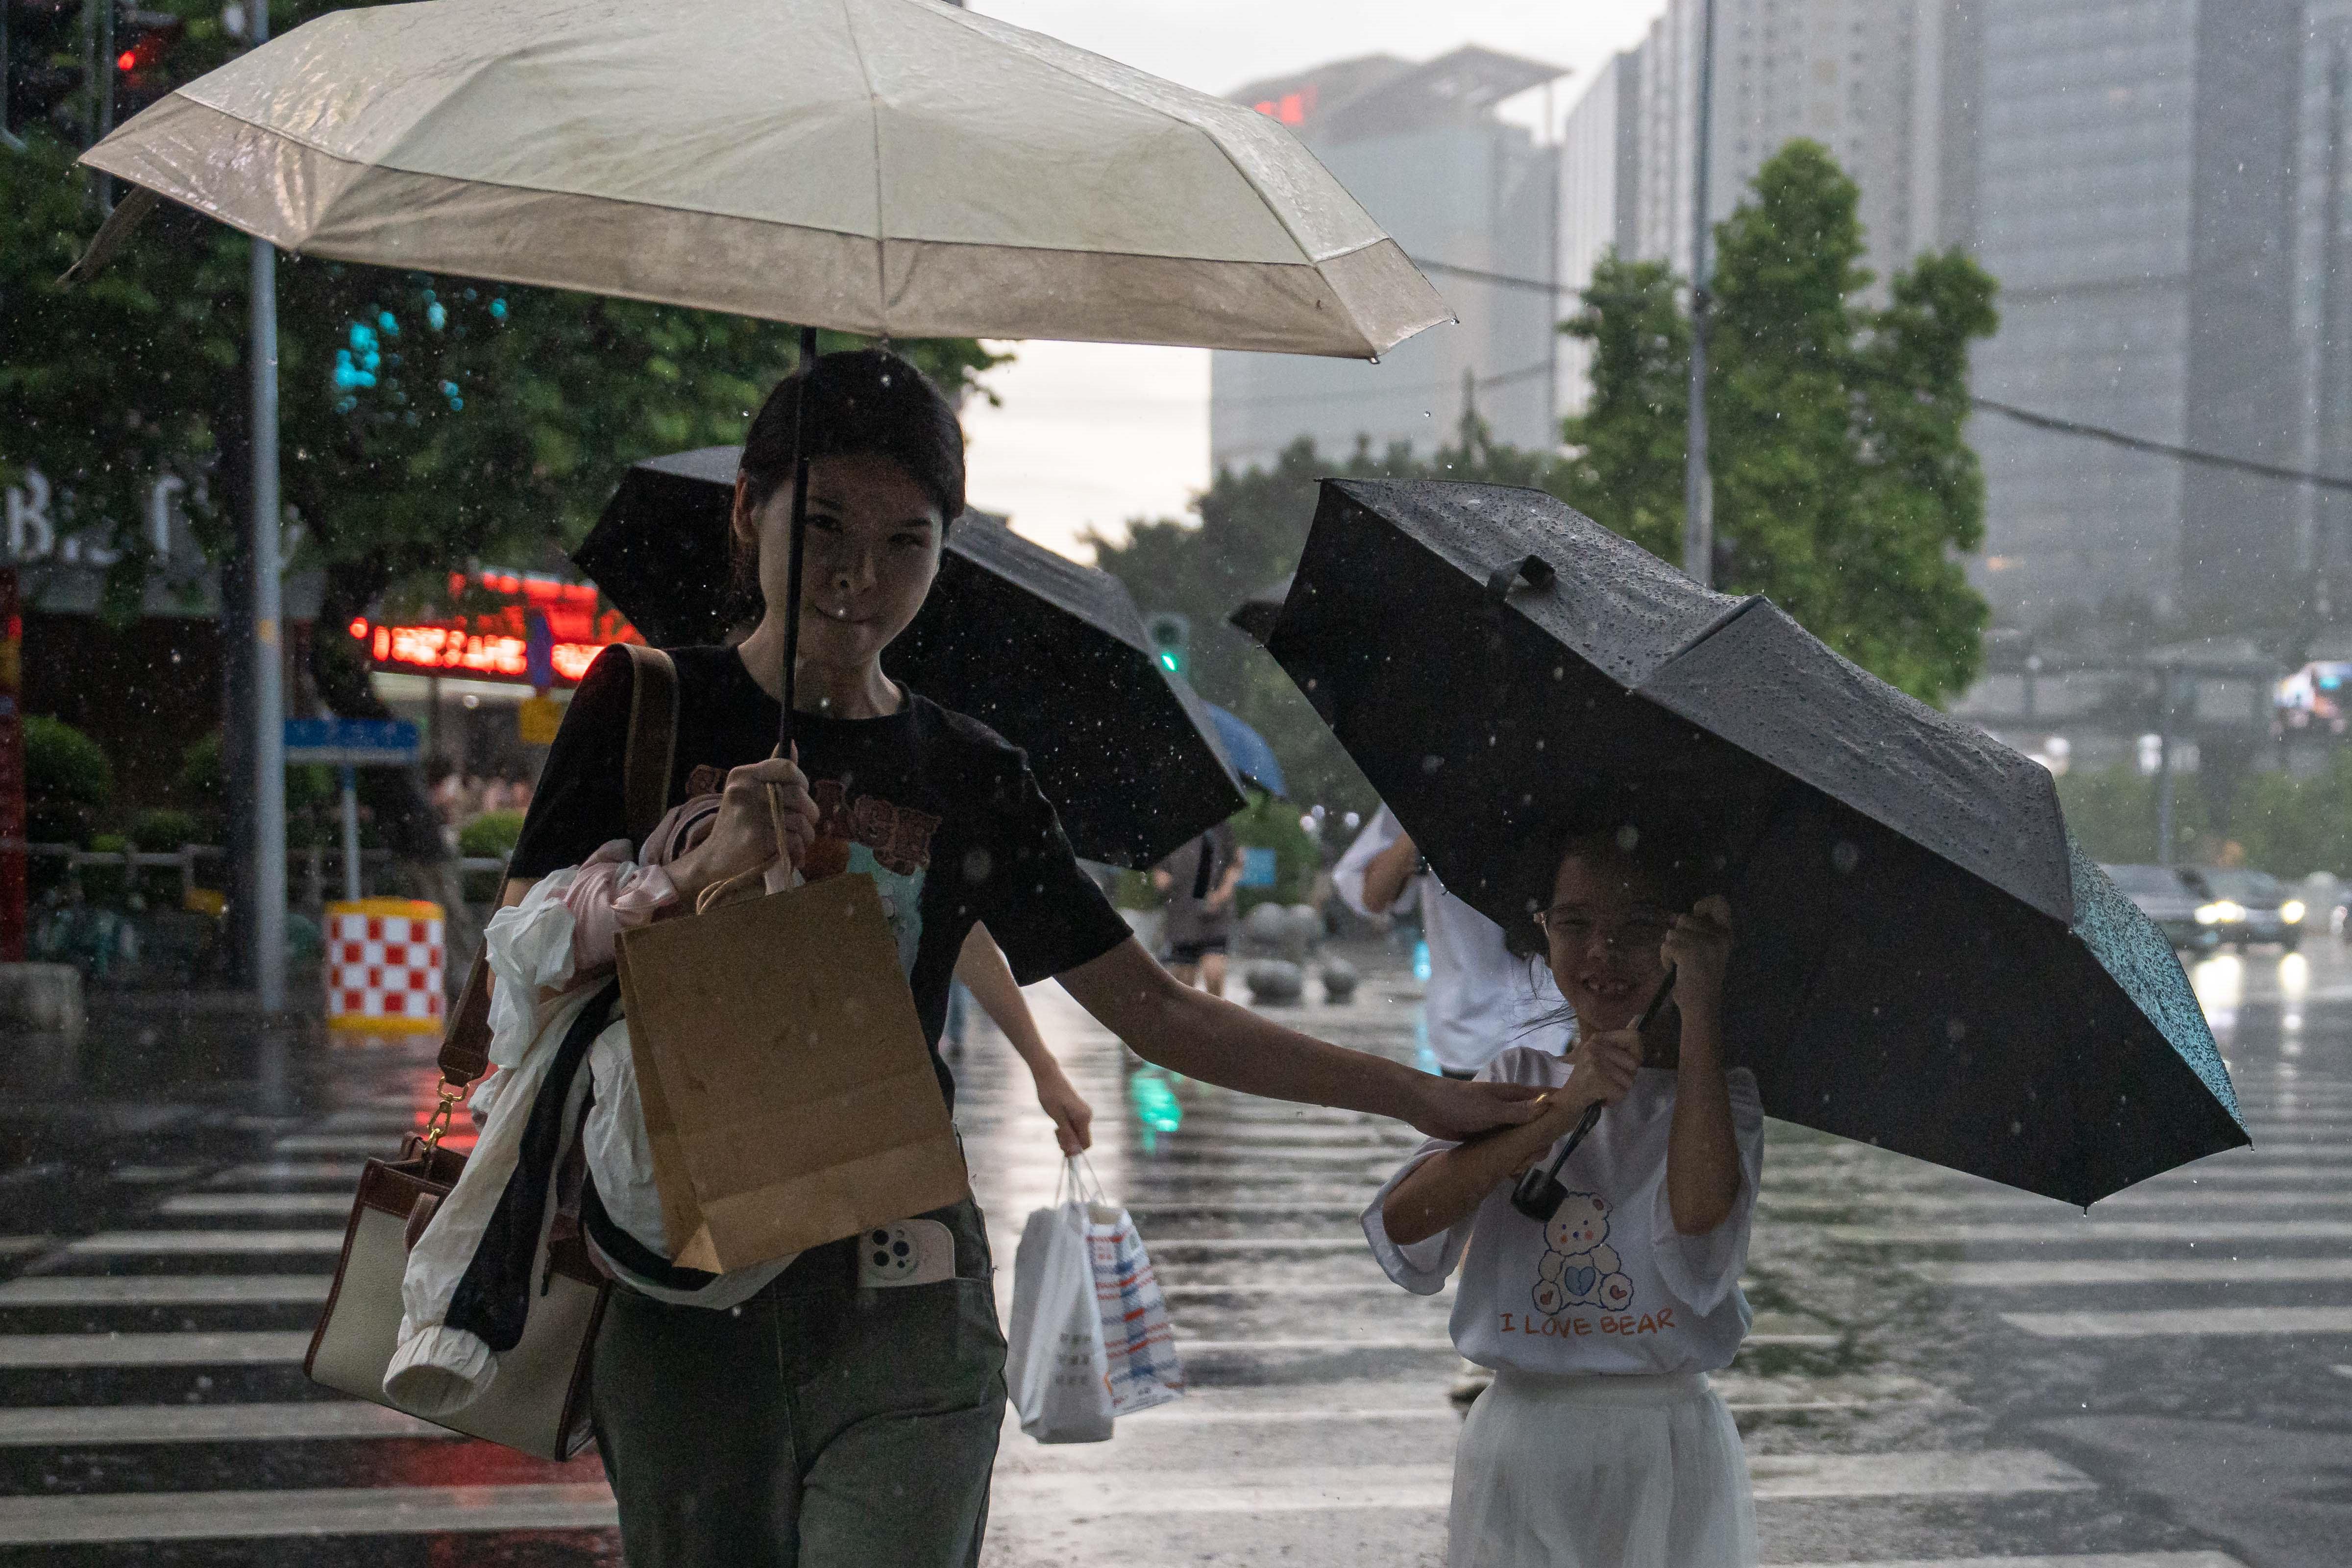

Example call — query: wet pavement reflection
[0,939,2342,1565]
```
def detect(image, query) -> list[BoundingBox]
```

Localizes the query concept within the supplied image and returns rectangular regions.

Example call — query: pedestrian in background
[1336,805,1572,1075]
[1365,825,1763,1568]
[1152,821,1242,996]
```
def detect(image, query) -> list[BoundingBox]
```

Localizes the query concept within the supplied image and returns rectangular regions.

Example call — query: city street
[0,934,2343,1566]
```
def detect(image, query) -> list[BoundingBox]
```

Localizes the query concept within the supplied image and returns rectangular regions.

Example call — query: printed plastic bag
[1079,1164,1185,1417]
[1005,1165,1113,1444]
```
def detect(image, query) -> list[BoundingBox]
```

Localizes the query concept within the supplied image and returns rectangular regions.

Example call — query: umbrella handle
[778,324,820,751]
[1530,965,1678,1192]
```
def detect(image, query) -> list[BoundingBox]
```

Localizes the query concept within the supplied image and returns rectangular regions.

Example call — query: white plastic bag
[1006,1164,1113,1444]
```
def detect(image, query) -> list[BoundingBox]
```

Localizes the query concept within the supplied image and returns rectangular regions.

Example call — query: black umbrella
[574,446,1246,868]
[1226,574,1293,646]
[1266,478,2245,1205]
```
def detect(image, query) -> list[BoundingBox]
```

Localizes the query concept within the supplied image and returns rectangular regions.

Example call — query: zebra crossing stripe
[0,1402,445,1446]
[0,1483,618,1544]
[0,1237,47,1257]
[0,1332,313,1368]
[1819,1219,2352,1245]
[1913,1257,2352,1288]
[159,1193,355,1217]
[1766,1190,2352,1217]
[2002,1305,2352,1339]
[0,1275,332,1306]
[1791,1555,2243,1567]
[66,1230,344,1254]
[209,1162,362,1184]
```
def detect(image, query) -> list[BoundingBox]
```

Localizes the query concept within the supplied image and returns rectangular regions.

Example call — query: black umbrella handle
[777,323,820,753]
[1518,966,1677,1213]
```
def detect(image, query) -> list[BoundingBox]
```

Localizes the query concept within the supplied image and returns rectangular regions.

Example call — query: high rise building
[1207,48,1568,476]
[1555,0,2321,631]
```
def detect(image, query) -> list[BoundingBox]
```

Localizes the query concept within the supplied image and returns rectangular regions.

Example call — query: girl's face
[1540,851,1675,1035]
[735,452,944,674]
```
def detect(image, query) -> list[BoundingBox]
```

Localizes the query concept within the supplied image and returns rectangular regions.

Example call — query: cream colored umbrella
[76,0,1447,358]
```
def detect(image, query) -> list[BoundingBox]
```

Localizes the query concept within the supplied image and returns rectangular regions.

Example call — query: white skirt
[1448,1368,1758,1568]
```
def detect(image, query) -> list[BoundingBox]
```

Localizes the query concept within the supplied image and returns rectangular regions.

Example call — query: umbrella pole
[1510,966,1677,1223]
[778,324,819,752]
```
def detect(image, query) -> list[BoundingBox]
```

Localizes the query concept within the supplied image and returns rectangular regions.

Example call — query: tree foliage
[1559,139,1998,705]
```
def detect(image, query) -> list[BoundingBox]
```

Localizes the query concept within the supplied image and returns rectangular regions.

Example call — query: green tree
[1560,140,1998,705]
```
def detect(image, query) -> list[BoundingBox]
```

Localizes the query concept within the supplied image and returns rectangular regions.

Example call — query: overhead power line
[1407,254,2352,494]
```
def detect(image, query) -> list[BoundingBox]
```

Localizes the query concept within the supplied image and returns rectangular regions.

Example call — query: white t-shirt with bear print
[1364,1046,1766,1376]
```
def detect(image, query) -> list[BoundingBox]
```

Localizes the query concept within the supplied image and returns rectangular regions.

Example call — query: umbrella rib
[838,0,890,328]
[1657,594,1764,667]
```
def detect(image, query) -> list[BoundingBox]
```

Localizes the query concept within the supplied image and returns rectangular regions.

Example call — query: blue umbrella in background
[1204,705,1285,798]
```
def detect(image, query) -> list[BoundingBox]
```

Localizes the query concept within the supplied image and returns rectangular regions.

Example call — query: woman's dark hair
[738,348,965,520]
[727,348,965,627]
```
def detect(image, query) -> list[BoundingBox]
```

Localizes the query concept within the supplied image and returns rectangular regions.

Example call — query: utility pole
[1681,0,1719,587]
[245,0,286,1010]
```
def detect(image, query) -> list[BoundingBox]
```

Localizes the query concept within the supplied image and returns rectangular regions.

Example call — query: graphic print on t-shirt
[1531,1191,1635,1317]
[808,779,940,978]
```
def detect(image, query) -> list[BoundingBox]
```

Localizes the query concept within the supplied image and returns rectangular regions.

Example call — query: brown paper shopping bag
[612,871,968,1274]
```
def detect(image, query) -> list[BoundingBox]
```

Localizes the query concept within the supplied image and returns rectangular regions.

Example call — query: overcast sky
[959,0,1671,561]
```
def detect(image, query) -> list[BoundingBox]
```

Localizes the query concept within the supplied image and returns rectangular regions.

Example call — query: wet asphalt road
[0,936,2342,1566]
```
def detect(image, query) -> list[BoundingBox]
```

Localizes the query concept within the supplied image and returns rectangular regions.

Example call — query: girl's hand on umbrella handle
[1662,895,1733,1012]
[1564,1028,1640,1113]
[1404,1077,1547,1142]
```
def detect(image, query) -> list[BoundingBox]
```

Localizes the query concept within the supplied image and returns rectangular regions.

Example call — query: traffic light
[1144,611,1191,679]
[111,6,183,123]
[3,0,84,139]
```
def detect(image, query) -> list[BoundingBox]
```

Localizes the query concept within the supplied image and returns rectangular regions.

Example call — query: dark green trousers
[592,1198,1008,1567]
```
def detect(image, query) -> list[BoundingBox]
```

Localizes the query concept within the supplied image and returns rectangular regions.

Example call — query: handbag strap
[421,644,681,1152]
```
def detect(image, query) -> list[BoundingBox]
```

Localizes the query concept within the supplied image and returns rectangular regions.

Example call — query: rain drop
[1421,755,1444,775]
[1615,825,1639,852]
[1831,840,1861,874]
[1945,1018,1966,1042]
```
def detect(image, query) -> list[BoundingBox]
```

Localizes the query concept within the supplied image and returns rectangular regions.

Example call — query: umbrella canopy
[1203,705,1285,797]
[77,0,1447,358]
[1266,479,2245,1205]
[1226,575,1294,647]
[574,446,1246,868]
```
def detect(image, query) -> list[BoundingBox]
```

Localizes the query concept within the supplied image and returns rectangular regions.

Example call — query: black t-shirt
[510,644,1131,1110]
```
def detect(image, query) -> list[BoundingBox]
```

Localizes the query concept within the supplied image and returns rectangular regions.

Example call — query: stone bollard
[1319,958,1360,1003]
[1240,901,1292,957]
[1245,959,1305,1005]
[0,962,86,1041]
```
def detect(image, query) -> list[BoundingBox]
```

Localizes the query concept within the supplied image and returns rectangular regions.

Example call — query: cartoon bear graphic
[1531,1191,1635,1317]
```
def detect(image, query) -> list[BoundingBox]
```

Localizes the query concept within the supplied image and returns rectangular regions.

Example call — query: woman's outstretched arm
[1056,938,1544,1141]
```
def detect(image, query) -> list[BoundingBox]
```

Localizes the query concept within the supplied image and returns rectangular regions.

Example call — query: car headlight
[2196,901,2247,925]
[2282,900,2307,924]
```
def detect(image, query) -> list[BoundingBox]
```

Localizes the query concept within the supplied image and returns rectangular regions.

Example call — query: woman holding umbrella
[500,350,1541,1565]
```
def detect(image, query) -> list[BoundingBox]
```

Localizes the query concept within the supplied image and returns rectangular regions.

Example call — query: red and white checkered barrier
[325,898,445,1036]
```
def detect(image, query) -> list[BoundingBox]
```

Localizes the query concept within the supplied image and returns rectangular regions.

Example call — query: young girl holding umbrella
[1367,820,1764,1567]
[499,349,1542,1566]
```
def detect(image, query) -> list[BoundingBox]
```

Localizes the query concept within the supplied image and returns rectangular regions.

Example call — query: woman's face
[736,451,944,673]
[1540,851,1675,1035]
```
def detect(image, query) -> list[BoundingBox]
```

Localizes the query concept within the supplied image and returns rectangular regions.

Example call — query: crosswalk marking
[0,1236,49,1257]
[1913,1257,2352,1288]
[1820,1219,2352,1245]
[0,1274,332,1306]
[2002,1305,2352,1338]
[0,1331,313,1368]
[210,1162,362,1183]
[1788,1555,2244,1568]
[0,1483,619,1545]
[0,1402,445,1446]
[66,1229,344,1254]
[159,1193,355,1217]
[1173,1332,1843,1354]
[1767,1190,2352,1217]
[271,1134,432,1154]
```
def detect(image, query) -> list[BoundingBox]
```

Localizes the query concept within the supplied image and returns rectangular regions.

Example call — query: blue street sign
[283,717,421,767]
[1239,846,1279,889]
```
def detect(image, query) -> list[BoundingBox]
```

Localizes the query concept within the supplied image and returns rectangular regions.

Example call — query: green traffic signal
[1144,611,1191,680]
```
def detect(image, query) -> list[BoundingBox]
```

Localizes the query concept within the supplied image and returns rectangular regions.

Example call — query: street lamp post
[245,0,286,1011]
[1682,0,1719,588]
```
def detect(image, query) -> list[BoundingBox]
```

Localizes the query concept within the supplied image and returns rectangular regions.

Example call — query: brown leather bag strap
[619,644,679,850]
[428,644,681,1115]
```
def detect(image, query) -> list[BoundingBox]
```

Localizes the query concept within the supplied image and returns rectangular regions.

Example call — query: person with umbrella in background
[1152,822,1243,996]
[1365,809,1761,1568]
[499,353,1543,1564]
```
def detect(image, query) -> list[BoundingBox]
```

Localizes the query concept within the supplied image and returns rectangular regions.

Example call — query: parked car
[2102,863,2226,954]
[2190,867,2305,951]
